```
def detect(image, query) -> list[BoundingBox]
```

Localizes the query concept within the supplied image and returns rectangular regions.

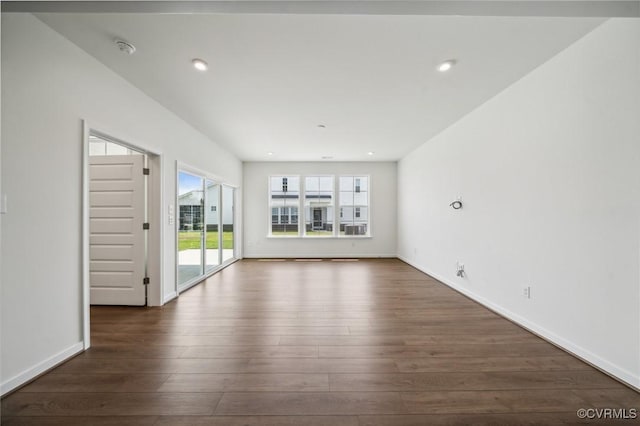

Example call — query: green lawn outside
[178,231,234,251]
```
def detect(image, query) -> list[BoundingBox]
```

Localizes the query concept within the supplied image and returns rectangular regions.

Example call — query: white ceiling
[35,10,605,161]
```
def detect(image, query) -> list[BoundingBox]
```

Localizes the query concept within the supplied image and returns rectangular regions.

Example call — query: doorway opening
[82,123,163,349]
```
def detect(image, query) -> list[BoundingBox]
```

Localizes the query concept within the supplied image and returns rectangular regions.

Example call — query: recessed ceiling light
[321,156,333,160]
[192,58,208,71]
[267,152,274,156]
[438,59,456,72]
[317,124,326,129]
[367,151,375,156]
[115,40,136,55]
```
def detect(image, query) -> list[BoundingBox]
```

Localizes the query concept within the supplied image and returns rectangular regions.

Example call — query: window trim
[338,175,370,238]
[268,174,370,238]
[302,175,335,238]
[268,175,301,237]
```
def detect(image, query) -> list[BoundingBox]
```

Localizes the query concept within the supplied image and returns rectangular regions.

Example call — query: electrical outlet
[456,262,465,277]
[523,286,531,299]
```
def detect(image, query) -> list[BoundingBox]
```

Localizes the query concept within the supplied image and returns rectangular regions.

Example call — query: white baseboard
[398,255,640,391]
[163,291,178,304]
[1,341,84,396]
[244,253,396,259]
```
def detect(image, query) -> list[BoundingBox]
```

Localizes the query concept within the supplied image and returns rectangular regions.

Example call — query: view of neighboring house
[270,175,369,235]
[178,183,234,231]
[178,190,204,230]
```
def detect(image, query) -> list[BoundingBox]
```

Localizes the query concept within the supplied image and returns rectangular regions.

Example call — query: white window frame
[303,175,335,238]
[338,175,370,238]
[268,175,301,237]
[268,174,371,238]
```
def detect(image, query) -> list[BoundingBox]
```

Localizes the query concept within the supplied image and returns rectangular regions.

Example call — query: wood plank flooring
[2,258,639,425]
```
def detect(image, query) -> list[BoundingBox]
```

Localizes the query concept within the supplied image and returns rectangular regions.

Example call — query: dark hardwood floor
[2,259,639,425]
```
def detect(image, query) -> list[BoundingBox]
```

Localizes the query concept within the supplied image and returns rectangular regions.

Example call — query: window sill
[267,235,373,239]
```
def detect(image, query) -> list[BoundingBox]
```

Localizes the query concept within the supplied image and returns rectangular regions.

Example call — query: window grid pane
[270,176,300,235]
[339,176,369,236]
[304,176,334,237]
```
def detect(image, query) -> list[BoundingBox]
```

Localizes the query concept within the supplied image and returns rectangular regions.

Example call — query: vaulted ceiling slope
[35,10,606,161]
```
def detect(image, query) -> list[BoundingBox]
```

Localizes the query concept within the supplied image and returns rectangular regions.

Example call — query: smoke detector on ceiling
[115,40,136,55]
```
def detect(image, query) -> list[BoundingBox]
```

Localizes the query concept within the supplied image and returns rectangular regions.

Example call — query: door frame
[81,120,164,349]
[204,178,223,274]
[220,183,238,264]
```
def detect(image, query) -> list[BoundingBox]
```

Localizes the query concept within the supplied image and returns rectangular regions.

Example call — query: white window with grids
[269,176,300,236]
[304,176,334,237]
[339,176,369,236]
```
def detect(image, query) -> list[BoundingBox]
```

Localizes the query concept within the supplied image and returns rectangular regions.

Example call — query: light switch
[168,204,174,225]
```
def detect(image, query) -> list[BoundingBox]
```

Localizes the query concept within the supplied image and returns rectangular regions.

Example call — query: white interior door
[90,155,146,305]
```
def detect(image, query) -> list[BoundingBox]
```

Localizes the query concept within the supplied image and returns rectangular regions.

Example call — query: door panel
[90,163,135,180]
[177,172,204,288]
[222,186,234,263]
[89,155,146,305]
[205,180,220,272]
[90,217,134,234]
[90,191,134,207]
[91,180,137,191]
[91,245,134,260]
[90,260,134,272]
[90,271,134,287]
[90,234,135,245]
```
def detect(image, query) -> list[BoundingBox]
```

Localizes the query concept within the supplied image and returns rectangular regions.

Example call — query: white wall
[398,19,640,388]
[244,162,396,258]
[1,13,242,394]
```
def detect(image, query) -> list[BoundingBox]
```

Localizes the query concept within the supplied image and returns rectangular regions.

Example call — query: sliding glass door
[177,169,235,291]
[177,172,204,287]
[222,185,235,263]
